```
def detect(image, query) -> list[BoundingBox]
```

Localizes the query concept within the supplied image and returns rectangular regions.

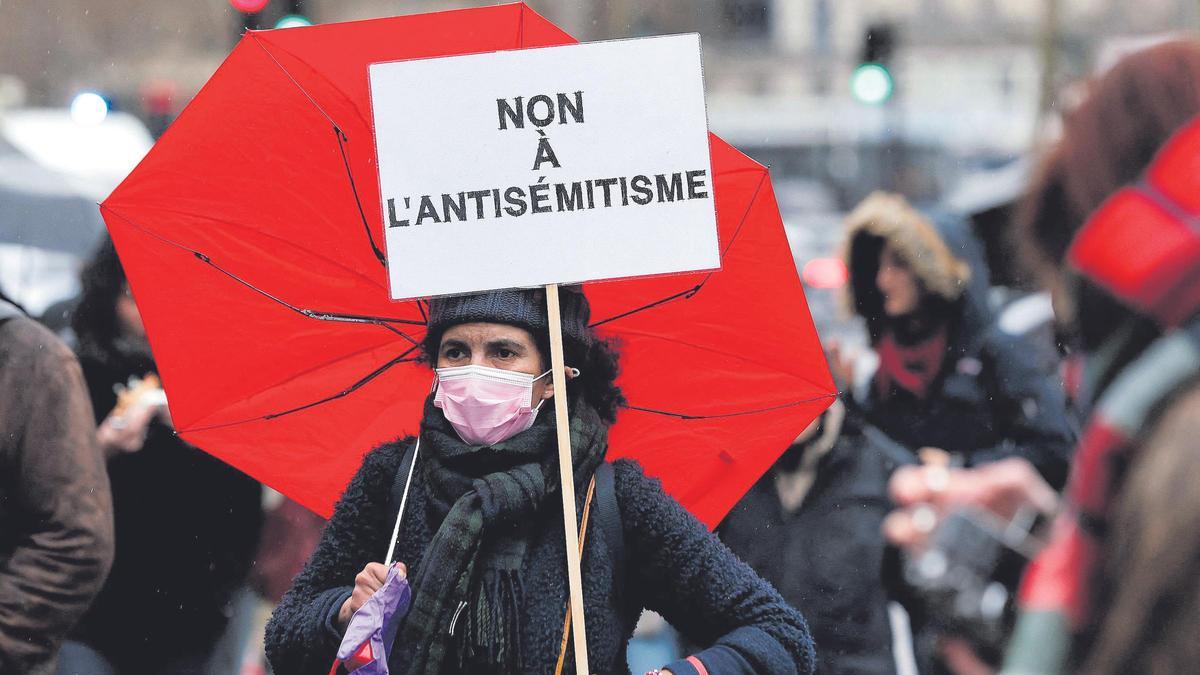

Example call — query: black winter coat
[68,350,263,669]
[265,439,816,675]
[859,304,1075,490]
[719,420,914,675]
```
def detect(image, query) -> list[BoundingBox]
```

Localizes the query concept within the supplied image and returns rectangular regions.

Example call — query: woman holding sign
[265,287,815,674]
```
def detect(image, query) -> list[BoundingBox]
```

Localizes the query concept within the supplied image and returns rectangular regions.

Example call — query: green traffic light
[850,63,893,105]
[275,14,313,29]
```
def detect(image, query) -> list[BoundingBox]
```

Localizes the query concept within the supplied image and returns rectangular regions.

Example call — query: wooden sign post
[546,283,589,673]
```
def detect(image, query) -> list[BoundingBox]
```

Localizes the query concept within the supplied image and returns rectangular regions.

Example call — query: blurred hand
[827,341,856,389]
[97,403,157,457]
[882,458,1058,550]
[917,446,951,466]
[155,402,174,429]
[338,562,406,632]
[939,637,996,675]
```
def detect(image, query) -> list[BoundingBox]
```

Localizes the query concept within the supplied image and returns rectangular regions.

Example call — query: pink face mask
[433,364,551,446]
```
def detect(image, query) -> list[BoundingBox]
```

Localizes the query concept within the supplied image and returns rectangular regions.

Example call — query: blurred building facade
[2,0,1198,204]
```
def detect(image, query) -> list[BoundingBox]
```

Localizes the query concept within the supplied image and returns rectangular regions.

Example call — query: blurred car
[0,106,152,317]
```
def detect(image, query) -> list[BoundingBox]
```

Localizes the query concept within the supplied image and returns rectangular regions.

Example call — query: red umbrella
[100,3,834,528]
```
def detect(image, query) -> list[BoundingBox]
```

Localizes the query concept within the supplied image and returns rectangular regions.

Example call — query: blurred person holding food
[56,238,263,674]
[833,193,1077,673]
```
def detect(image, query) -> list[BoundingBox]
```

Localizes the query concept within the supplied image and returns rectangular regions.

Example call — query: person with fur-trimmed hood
[839,192,1075,488]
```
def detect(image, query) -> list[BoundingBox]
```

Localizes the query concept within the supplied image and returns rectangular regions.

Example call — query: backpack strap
[593,462,626,603]
[385,438,420,566]
[553,462,627,675]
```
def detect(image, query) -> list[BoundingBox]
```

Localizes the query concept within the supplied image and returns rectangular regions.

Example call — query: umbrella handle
[384,438,421,566]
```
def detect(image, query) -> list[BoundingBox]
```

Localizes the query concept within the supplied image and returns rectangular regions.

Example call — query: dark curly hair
[71,236,128,359]
[420,324,626,424]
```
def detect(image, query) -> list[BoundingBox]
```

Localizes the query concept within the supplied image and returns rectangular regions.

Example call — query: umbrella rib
[110,202,392,293]
[694,168,769,286]
[721,169,770,258]
[192,250,422,344]
[182,345,422,433]
[625,392,836,421]
[590,284,702,328]
[101,206,425,343]
[333,124,388,267]
[248,33,387,268]
[248,32,338,127]
[262,348,420,420]
[588,168,769,327]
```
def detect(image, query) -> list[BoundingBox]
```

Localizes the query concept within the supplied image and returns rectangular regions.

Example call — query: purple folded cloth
[335,563,413,674]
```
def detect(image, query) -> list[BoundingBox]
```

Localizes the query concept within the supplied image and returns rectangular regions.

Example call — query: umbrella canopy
[100,3,834,528]
[0,138,106,255]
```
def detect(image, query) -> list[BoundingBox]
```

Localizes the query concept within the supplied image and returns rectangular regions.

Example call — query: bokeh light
[69,91,109,126]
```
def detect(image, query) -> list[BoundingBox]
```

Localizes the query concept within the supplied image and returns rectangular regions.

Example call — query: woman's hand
[337,562,407,631]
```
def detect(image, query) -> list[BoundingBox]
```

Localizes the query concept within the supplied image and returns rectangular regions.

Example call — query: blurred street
[4,2,1200,675]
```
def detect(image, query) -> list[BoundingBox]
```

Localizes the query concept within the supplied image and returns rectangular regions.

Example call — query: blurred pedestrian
[57,238,263,674]
[250,496,328,608]
[0,288,114,675]
[265,287,816,674]
[885,39,1200,675]
[719,398,915,674]
[1005,39,1200,675]
[838,192,1075,488]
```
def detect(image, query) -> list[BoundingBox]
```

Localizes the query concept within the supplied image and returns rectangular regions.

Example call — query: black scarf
[399,394,608,674]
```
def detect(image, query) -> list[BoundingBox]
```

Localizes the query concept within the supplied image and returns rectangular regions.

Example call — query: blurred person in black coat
[57,238,262,674]
[719,399,915,675]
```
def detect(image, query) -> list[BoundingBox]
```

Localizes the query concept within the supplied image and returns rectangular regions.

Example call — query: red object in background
[1070,115,1200,327]
[802,257,848,289]
[100,4,834,528]
[229,0,270,13]
[140,79,177,116]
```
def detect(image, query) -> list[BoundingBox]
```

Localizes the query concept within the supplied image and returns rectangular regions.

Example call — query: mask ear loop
[533,367,581,382]
[530,367,580,411]
[537,367,583,379]
[530,369,553,412]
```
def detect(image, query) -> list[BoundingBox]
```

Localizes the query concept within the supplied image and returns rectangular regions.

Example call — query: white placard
[369,34,719,300]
